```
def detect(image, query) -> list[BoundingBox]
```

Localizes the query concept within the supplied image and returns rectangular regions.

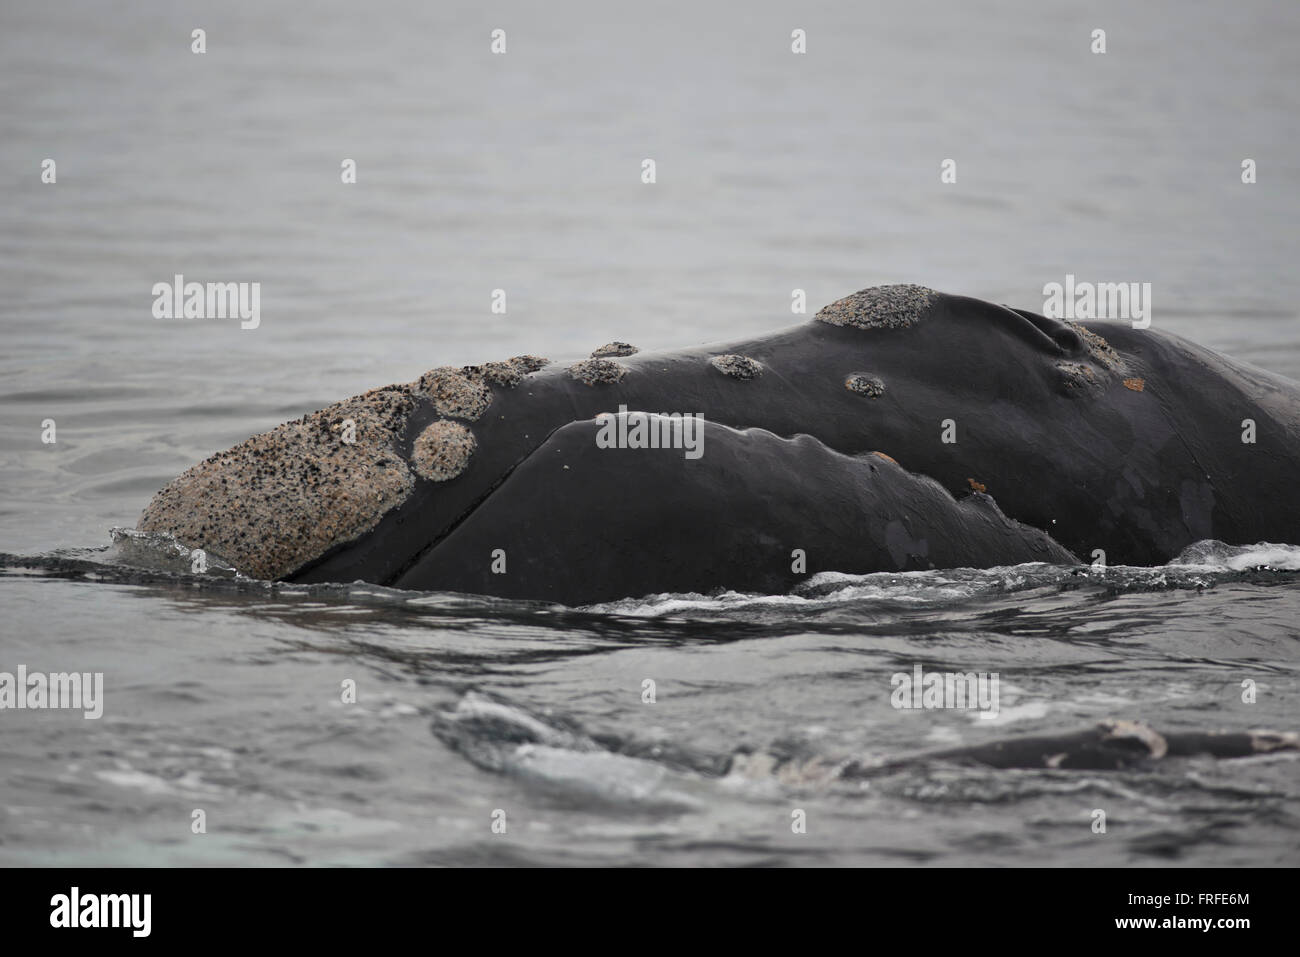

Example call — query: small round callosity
[414,367,492,420]
[137,385,418,580]
[815,284,937,331]
[845,373,885,397]
[412,419,476,482]
[1056,361,1098,391]
[481,355,551,388]
[512,355,550,375]
[568,358,628,386]
[709,354,762,380]
[591,342,639,358]
[1069,324,1125,373]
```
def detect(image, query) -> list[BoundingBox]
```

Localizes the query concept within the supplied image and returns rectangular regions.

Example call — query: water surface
[1,0,1298,866]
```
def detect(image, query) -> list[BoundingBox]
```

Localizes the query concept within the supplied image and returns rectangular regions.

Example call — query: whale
[137,285,1300,604]
[433,693,1299,780]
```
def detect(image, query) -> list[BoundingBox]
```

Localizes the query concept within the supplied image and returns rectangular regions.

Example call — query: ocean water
[1,0,1298,867]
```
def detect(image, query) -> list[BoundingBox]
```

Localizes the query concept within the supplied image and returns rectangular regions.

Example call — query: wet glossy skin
[286,291,1300,598]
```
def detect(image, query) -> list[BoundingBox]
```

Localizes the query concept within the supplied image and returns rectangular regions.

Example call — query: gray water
[1,0,1298,867]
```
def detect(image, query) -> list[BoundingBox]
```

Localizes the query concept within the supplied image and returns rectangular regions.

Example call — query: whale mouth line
[378,419,574,588]
[376,417,1025,590]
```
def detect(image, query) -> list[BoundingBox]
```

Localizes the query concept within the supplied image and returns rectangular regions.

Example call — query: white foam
[1170,540,1300,571]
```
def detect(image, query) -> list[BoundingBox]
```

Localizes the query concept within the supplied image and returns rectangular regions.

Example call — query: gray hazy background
[2,0,1298,553]
[3,0,1300,870]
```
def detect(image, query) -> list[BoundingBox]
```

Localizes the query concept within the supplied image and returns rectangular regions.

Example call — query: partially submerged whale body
[433,694,1300,779]
[138,285,1300,604]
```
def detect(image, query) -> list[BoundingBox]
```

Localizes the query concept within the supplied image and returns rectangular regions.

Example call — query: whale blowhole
[1056,361,1100,392]
[1068,324,1125,373]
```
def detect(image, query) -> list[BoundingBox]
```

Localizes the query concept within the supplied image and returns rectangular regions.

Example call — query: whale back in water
[137,286,1300,603]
